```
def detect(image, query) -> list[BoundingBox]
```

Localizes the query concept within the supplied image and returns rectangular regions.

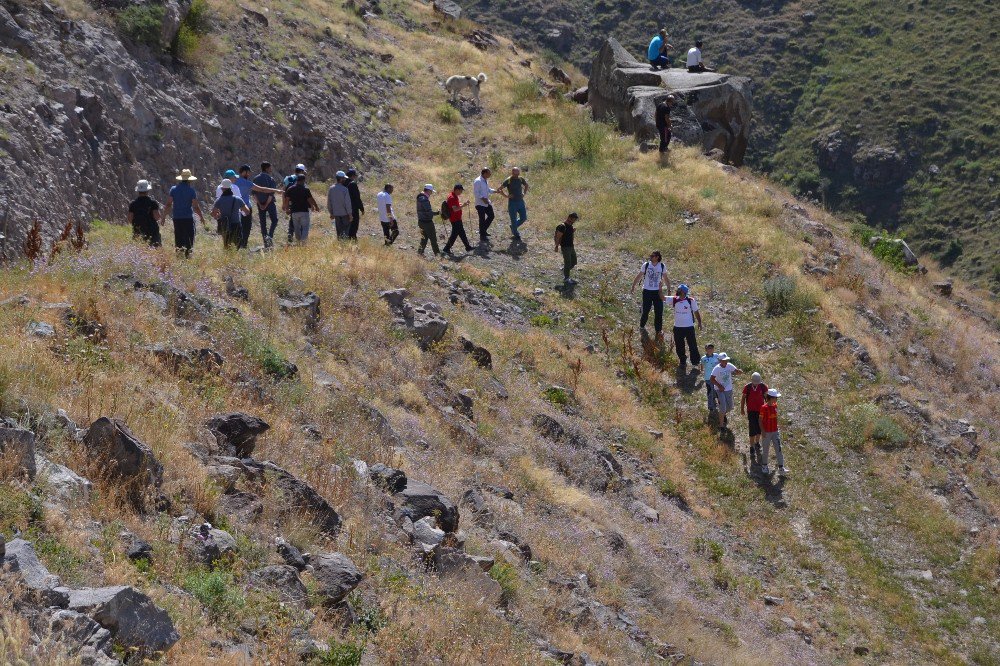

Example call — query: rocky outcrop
[68,585,180,657]
[0,427,37,480]
[588,38,751,165]
[82,418,163,507]
[206,413,270,457]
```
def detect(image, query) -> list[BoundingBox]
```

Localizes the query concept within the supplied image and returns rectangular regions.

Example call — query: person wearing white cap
[211,179,251,249]
[128,180,162,247]
[670,283,702,367]
[759,388,788,476]
[416,184,441,256]
[709,352,743,428]
[283,173,320,243]
[741,372,769,459]
[327,171,353,239]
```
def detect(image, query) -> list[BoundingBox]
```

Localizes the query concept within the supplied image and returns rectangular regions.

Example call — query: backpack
[441,199,451,220]
[218,196,242,230]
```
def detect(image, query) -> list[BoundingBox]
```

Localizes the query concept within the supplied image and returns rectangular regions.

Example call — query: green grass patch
[183,568,245,623]
[488,561,518,605]
[436,103,460,124]
[837,403,909,450]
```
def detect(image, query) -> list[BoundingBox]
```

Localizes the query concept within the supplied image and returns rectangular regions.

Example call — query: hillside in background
[460,0,1000,292]
[1,1,999,664]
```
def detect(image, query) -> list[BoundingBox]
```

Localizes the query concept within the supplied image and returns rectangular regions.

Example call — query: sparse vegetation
[116,3,165,47]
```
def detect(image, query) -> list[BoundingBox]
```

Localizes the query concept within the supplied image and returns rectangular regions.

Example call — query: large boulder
[206,413,270,457]
[249,565,308,604]
[394,481,459,533]
[68,586,180,657]
[45,609,113,658]
[2,538,70,607]
[82,417,163,490]
[241,459,342,535]
[311,552,363,604]
[589,38,751,166]
[0,427,37,480]
[36,454,92,502]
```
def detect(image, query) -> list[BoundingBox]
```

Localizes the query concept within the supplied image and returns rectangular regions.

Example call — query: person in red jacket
[443,183,473,255]
[759,388,789,477]
[740,372,769,459]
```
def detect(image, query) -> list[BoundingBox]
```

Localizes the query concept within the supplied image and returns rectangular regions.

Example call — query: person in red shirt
[740,372,769,459]
[758,388,788,477]
[443,183,473,255]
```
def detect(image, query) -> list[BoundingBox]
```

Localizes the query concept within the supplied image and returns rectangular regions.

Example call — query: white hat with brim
[423,184,436,192]
[766,388,781,398]
[717,352,729,361]
[219,178,233,190]
[135,180,151,193]
[175,169,197,181]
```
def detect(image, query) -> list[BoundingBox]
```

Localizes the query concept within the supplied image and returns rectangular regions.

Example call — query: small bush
[566,121,609,167]
[488,562,518,605]
[694,536,725,563]
[515,112,549,133]
[839,403,909,450]
[762,276,797,316]
[656,477,682,500]
[314,639,364,666]
[530,314,554,328]
[117,4,165,47]
[172,0,211,60]
[542,142,565,166]
[487,148,506,172]
[511,79,541,104]
[436,103,460,124]
[183,569,245,621]
[542,386,569,405]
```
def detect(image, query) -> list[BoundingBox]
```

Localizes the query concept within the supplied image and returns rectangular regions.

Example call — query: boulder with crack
[68,586,180,658]
[206,413,270,457]
[82,417,163,509]
[394,481,460,533]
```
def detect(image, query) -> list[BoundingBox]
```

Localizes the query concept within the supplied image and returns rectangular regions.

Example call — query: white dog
[445,73,488,104]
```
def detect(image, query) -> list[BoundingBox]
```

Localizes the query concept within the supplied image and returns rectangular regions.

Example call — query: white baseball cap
[717,352,729,361]
[766,388,781,398]
[219,178,233,189]
[135,180,151,193]
[423,183,436,192]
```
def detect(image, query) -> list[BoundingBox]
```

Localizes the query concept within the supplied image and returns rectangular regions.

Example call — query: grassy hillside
[1,1,998,664]
[460,0,1000,292]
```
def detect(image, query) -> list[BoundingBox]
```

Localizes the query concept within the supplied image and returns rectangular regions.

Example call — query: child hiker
[759,388,789,477]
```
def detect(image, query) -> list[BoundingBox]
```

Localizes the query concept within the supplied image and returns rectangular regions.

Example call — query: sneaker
[778,466,790,476]
[565,277,578,285]
[761,465,771,475]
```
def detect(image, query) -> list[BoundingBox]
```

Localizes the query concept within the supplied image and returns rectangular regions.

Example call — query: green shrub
[511,79,541,104]
[656,478,682,500]
[488,561,518,605]
[694,536,725,563]
[542,386,569,405]
[762,276,797,316]
[839,403,909,450]
[183,569,245,621]
[530,314,554,328]
[313,639,364,666]
[542,142,565,166]
[436,103,459,124]
[515,112,549,133]
[117,4,165,47]
[487,148,506,173]
[172,0,211,60]
[566,121,608,167]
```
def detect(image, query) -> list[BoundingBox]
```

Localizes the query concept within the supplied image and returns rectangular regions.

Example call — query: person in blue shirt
[252,162,282,248]
[164,168,204,257]
[700,343,721,417]
[647,29,673,70]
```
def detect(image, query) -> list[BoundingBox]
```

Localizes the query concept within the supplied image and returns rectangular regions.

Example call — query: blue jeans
[649,55,670,68]
[508,199,527,236]
[257,202,278,240]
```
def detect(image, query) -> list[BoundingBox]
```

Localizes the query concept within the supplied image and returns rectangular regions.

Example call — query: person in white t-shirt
[686,40,715,73]
[630,251,671,338]
[671,284,702,367]
[376,184,398,245]
[472,168,496,242]
[710,352,743,428]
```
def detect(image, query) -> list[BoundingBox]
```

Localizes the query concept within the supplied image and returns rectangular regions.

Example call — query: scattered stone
[2,538,70,607]
[569,86,589,104]
[206,413,270,457]
[183,523,238,565]
[82,417,163,492]
[781,617,796,629]
[932,281,953,296]
[249,565,308,604]
[224,276,250,300]
[68,586,179,657]
[315,369,344,392]
[411,516,446,547]
[278,291,321,331]
[240,459,342,535]
[311,552,363,604]
[631,501,659,523]
[125,535,152,562]
[548,65,572,86]
[35,454,92,502]
[394,481,460,533]
[147,345,224,373]
[905,569,933,581]
[0,426,37,480]
[465,29,499,51]
[381,289,449,349]
[369,463,407,493]
[27,321,55,337]
[854,645,870,656]
[763,595,784,606]
[432,0,461,19]
[459,335,492,368]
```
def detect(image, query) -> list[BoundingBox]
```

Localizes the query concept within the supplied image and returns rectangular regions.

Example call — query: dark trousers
[173,218,194,253]
[238,212,252,249]
[381,221,399,243]
[673,326,700,365]
[476,204,495,237]
[418,221,439,254]
[223,223,241,249]
[688,64,711,73]
[134,223,161,248]
[640,289,664,332]
[348,208,362,239]
[658,127,672,153]
[649,55,670,69]
[258,202,278,241]
[444,221,472,252]
[561,245,577,279]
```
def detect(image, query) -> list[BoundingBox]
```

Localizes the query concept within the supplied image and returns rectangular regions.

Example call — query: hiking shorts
[747,411,761,437]
[717,390,734,414]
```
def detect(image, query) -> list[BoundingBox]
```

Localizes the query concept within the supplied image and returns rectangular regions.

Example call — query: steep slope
[1,1,998,665]
[460,0,1000,292]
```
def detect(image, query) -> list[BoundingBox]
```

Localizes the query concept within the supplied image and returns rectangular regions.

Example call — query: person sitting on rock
[647,28,673,70]
[686,40,715,73]
[655,95,676,153]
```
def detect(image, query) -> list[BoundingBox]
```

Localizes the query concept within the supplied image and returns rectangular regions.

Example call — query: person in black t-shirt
[282,174,320,243]
[128,180,162,247]
[655,95,676,154]
[554,212,579,285]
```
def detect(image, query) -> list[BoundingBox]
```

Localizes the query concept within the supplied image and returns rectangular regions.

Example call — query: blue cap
[678,284,689,293]
[224,169,237,178]
[336,170,347,178]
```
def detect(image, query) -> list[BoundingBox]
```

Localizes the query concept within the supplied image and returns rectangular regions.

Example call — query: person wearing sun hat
[214,169,243,234]
[211,178,251,249]
[416,183,441,256]
[759,388,789,477]
[709,352,743,429]
[164,168,204,257]
[128,179,162,247]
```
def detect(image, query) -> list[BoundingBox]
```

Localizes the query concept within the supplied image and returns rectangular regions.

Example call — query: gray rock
[278,291,321,331]
[276,537,308,571]
[206,413,270,457]
[311,552,363,604]
[136,291,169,313]
[249,565,308,604]
[411,516,446,547]
[46,609,113,656]
[0,427,37,480]
[183,524,237,565]
[459,335,492,369]
[569,86,589,104]
[548,66,572,85]
[224,276,250,300]
[432,0,461,19]
[2,538,70,607]
[27,321,55,337]
[0,534,4,558]
[932,281,953,296]
[68,586,180,657]
[631,501,659,523]
[369,463,407,493]
[215,490,263,523]
[0,5,34,56]
[240,459,341,535]
[147,345,224,373]
[35,454,92,502]
[378,288,408,309]
[125,536,152,562]
[589,38,752,165]
[394,481,460,533]
[81,418,163,496]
